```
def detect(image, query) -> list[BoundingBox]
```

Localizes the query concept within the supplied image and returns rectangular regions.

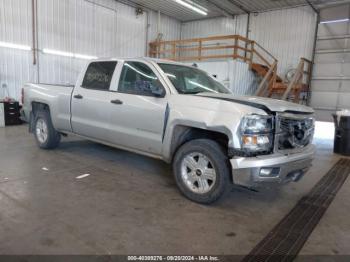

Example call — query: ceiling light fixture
[0,41,31,51]
[173,0,208,16]
[320,18,349,24]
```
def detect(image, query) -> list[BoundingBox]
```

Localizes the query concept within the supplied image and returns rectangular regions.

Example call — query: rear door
[71,61,117,141]
[107,60,168,155]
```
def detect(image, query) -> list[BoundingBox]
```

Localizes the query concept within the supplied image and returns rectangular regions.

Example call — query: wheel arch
[29,102,51,133]
[167,125,230,163]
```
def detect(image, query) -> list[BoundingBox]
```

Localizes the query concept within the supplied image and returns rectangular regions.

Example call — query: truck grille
[277,114,314,150]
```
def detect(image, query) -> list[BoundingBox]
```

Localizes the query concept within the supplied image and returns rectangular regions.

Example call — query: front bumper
[230,144,315,188]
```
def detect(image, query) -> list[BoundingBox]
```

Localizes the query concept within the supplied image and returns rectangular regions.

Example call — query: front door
[108,61,168,155]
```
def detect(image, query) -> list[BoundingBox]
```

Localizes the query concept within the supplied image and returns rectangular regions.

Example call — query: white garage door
[310,4,350,121]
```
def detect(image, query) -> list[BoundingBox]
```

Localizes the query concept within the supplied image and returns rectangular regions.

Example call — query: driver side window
[118,62,165,97]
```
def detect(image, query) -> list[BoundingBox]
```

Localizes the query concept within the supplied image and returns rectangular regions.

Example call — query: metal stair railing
[150,35,318,102]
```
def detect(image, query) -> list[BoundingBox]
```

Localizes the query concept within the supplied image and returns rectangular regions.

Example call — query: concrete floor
[0,125,348,255]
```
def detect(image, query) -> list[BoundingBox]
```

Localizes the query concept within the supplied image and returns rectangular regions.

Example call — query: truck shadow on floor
[56,139,296,207]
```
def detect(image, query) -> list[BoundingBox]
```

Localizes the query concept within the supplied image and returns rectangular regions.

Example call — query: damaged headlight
[239,114,274,152]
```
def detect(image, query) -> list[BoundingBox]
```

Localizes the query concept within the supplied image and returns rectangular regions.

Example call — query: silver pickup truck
[22,57,315,204]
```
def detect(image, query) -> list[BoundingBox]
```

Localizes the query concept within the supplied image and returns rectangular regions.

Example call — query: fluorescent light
[174,0,207,16]
[75,53,98,60]
[320,18,349,24]
[43,48,97,60]
[43,48,73,57]
[0,41,31,51]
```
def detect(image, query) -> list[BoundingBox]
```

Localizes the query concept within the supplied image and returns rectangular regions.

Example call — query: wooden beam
[154,34,242,45]
[255,61,277,96]
[176,54,236,62]
[154,44,253,55]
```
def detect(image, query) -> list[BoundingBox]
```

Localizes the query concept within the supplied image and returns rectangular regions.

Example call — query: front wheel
[172,139,230,204]
[34,110,61,149]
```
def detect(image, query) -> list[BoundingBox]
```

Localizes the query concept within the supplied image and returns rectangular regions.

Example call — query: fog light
[260,167,280,177]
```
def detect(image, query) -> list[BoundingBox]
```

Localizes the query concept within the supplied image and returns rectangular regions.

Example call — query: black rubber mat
[242,158,350,262]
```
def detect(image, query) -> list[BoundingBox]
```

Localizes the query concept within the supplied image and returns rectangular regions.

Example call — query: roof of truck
[89,57,192,66]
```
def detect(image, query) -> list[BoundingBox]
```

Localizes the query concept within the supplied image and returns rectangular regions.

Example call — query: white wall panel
[179,15,248,61]
[0,0,179,99]
[0,0,35,99]
[229,60,258,95]
[148,11,181,42]
[179,8,316,95]
[114,1,147,57]
[311,12,350,118]
[249,6,317,76]
[0,1,317,101]
[181,15,248,39]
[0,49,35,99]
[0,0,32,44]
[38,0,147,85]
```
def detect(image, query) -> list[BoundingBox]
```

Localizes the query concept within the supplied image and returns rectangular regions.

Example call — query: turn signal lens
[242,134,271,150]
[242,135,258,145]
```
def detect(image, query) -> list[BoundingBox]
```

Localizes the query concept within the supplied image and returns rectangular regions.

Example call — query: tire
[172,139,230,204]
[33,109,61,149]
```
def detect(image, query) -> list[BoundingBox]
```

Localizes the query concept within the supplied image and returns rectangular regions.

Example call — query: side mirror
[150,82,166,98]
[151,86,166,98]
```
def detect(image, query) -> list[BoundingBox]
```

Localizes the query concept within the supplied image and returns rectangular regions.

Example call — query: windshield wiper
[183,90,214,94]
[184,91,202,94]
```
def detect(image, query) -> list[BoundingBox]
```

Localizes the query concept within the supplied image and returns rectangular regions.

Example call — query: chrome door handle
[73,94,83,99]
[111,99,123,105]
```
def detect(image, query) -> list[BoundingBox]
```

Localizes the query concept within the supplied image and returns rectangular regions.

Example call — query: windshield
[158,63,231,95]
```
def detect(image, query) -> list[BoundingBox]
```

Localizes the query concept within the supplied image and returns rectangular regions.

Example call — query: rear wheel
[34,110,61,149]
[173,139,230,204]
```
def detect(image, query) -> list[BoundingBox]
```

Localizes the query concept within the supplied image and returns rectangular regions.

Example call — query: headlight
[240,114,274,152]
[240,114,273,134]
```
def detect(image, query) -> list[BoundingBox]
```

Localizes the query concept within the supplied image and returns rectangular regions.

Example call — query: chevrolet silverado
[22,58,315,204]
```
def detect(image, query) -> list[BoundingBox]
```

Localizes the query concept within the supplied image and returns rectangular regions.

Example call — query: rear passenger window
[118,62,164,97]
[82,61,117,90]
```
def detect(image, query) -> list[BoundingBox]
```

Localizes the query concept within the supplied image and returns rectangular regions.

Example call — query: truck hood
[196,93,314,114]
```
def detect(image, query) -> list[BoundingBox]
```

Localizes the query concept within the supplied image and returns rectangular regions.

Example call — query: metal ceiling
[124,0,350,21]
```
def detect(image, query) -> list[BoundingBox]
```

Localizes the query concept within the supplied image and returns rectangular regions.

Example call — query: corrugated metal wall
[181,15,248,39]
[0,0,181,99]
[310,3,350,121]
[249,6,317,76]
[148,11,181,42]
[0,0,35,99]
[180,15,258,95]
[1,1,317,100]
[179,7,317,96]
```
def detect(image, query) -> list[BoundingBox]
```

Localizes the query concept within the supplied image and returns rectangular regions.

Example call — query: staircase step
[270,83,309,92]
[250,63,283,82]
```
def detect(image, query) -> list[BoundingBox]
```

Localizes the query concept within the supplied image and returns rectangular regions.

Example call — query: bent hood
[196,93,314,114]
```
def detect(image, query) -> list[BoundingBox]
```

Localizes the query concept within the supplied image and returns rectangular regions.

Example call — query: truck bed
[23,83,74,132]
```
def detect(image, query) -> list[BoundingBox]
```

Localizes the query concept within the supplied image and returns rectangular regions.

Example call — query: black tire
[172,139,230,204]
[33,110,61,149]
